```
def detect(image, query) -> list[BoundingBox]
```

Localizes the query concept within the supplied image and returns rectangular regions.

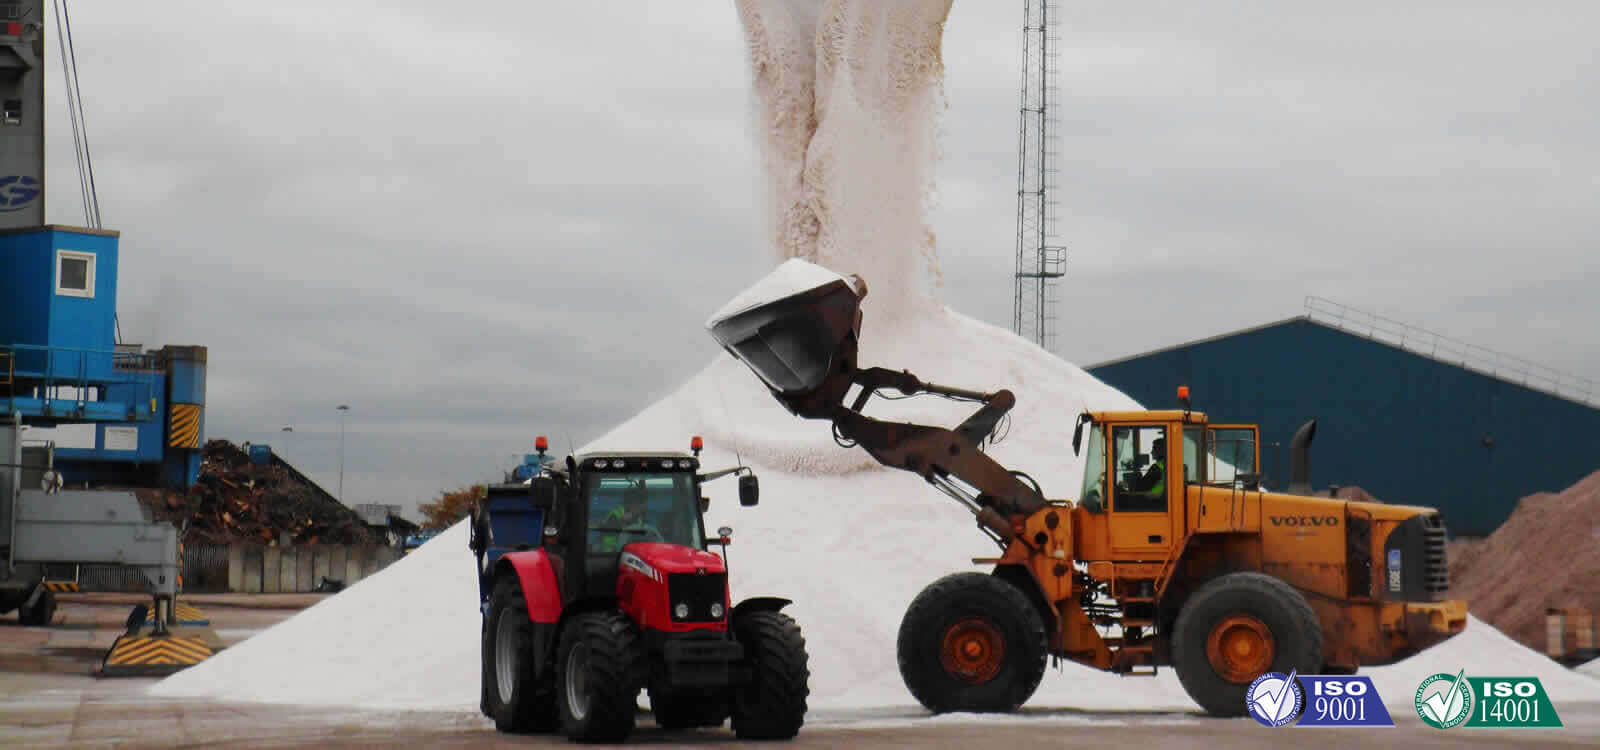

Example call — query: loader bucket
[706,258,864,398]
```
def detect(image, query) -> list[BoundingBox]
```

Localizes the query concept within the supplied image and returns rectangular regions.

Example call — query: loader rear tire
[556,610,645,743]
[1172,572,1322,718]
[484,576,559,733]
[897,572,1047,714]
[19,589,56,627]
[730,610,810,739]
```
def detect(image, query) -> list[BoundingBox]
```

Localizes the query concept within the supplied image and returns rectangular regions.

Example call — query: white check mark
[1255,670,1298,720]
[1421,670,1466,723]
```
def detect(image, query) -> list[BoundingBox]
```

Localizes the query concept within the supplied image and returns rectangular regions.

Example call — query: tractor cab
[568,452,712,602]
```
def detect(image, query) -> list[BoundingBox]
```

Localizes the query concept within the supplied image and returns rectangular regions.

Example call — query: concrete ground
[4,595,1599,748]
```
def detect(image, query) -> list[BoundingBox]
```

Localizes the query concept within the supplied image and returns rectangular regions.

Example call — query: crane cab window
[1112,425,1168,513]
[56,250,95,298]
[1183,426,1204,483]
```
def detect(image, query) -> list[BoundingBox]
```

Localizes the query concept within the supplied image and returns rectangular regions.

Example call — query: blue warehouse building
[1086,301,1600,537]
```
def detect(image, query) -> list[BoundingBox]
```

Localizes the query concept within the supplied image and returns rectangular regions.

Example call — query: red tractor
[469,436,809,742]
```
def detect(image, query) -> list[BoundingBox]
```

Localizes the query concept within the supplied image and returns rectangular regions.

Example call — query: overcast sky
[39,1,1598,519]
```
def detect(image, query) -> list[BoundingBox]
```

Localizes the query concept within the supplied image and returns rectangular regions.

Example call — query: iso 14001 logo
[1245,670,1303,727]
[1415,670,1474,729]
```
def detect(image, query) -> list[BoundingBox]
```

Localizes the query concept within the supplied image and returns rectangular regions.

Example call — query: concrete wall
[222,544,401,593]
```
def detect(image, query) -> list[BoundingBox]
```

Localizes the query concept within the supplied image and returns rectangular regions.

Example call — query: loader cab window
[1183,427,1203,484]
[1078,424,1106,511]
[1112,425,1168,513]
[1207,428,1258,487]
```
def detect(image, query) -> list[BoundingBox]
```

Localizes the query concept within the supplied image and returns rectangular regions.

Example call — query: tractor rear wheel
[555,610,645,743]
[896,572,1047,713]
[730,610,810,739]
[1172,572,1323,717]
[650,686,728,730]
[18,589,56,627]
[484,576,559,733]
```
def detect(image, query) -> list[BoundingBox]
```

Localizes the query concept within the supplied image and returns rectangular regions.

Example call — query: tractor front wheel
[1172,572,1323,717]
[483,576,559,733]
[730,610,810,739]
[555,611,645,743]
[896,572,1047,713]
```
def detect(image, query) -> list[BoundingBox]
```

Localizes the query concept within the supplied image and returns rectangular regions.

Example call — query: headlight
[710,602,725,619]
[679,459,694,469]
[674,603,690,619]
[662,459,674,468]
[593,459,609,468]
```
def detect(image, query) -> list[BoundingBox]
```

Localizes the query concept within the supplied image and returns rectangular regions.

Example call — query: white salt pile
[1581,657,1600,679]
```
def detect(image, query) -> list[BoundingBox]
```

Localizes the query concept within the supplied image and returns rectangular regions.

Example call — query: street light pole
[337,404,350,503]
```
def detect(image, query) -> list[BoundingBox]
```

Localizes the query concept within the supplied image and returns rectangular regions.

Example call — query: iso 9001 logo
[1245,670,1303,727]
[1415,670,1474,729]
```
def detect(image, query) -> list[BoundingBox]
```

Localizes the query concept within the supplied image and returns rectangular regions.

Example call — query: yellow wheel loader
[705,260,1466,716]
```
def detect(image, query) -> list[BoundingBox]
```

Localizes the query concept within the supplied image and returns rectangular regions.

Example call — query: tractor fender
[731,596,792,620]
[497,549,562,624]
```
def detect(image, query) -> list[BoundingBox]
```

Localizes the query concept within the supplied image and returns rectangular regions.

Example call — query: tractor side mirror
[700,495,711,513]
[738,474,759,507]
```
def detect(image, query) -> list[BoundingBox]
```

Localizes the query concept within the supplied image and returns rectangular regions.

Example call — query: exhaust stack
[1287,419,1317,495]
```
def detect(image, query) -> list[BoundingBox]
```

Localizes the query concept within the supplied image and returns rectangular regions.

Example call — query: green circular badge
[1414,671,1474,729]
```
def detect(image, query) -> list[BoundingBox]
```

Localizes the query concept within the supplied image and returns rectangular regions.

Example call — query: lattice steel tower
[1012,0,1067,351]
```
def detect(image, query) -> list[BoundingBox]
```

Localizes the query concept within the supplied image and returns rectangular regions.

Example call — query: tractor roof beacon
[469,435,808,743]
[706,259,1468,718]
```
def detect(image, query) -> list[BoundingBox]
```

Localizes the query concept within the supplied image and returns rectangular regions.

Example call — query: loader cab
[1076,410,1208,560]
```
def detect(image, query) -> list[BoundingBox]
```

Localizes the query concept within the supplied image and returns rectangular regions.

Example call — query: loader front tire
[484,576,559,733]
[1172,572,1323,717]
[897,572,1047,713]
[556,610,645,743]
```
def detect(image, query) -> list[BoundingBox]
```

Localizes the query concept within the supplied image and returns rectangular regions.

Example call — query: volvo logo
[0,175,40,211]
[1269,515,1340,527]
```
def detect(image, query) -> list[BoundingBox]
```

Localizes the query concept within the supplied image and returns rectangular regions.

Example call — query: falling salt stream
[152,0,1600,719]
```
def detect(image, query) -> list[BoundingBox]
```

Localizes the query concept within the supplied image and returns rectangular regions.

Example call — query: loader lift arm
[706,263,1044,544]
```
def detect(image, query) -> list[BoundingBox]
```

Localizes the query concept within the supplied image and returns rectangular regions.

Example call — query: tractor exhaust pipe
[1287,419,1316,495]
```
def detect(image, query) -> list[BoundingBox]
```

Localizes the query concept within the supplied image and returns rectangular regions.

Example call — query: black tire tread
[896,572,1048,714]
[486,576,559,733]
[557,610,645,743]
[1171,571,1323,717]
[731,610,810,740]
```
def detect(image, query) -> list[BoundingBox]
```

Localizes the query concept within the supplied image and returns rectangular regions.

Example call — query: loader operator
[1122,437,1166,511]
[594,484,663,554]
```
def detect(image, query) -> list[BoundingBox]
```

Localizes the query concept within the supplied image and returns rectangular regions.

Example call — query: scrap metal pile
[134,440,378,546]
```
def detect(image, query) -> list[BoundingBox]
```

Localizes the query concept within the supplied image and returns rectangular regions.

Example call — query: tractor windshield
[584,472,705,554]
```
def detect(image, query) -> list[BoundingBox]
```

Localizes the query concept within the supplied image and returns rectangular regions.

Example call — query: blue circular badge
[1245,671,1303,727]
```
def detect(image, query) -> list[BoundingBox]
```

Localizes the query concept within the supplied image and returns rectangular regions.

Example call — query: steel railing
[1304,296,1596,407]
[0,342,159,418]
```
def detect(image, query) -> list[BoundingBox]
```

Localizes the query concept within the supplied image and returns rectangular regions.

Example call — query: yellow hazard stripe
[104,635,213,666]
[42,581,79,593]
[169,404,202,449]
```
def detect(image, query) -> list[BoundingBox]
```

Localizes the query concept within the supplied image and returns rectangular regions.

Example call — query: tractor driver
[595,484,664,553]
